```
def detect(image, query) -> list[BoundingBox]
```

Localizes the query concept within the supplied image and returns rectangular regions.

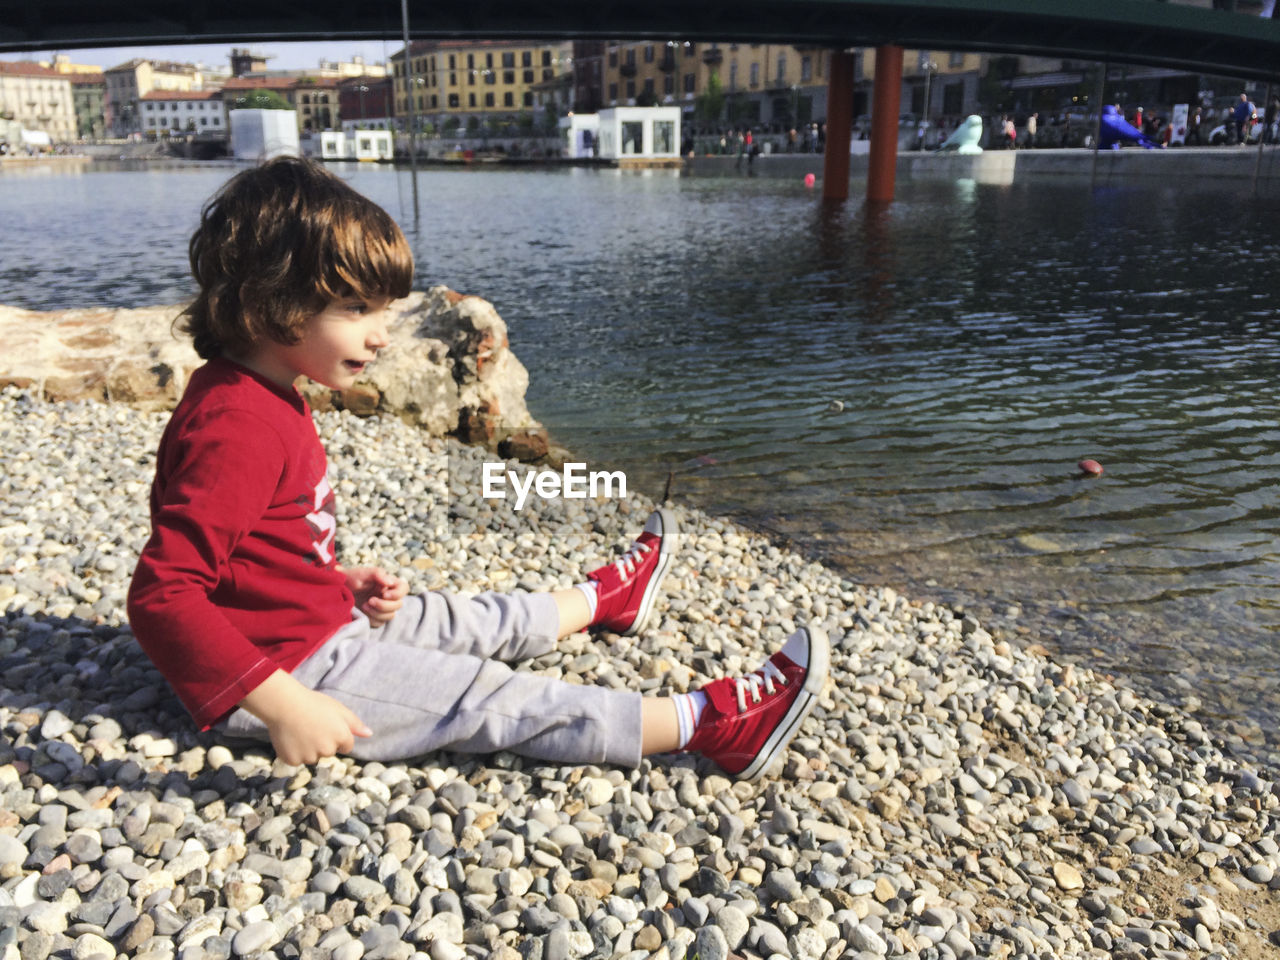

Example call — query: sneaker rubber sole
[622,507,678,636]
[738,625,830,781]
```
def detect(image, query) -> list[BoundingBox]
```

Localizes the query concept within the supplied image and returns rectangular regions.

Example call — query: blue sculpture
[935,115,984,154]
[1099,105,1160,150]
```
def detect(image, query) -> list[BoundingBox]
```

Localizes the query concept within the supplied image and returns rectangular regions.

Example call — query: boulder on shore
[0,286,547,455]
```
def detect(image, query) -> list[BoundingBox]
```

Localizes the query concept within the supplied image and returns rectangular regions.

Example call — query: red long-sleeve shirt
[127,358,354,729]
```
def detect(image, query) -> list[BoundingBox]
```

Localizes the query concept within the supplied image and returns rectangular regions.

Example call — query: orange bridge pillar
[822,50,856,201]
[867,45,904,204]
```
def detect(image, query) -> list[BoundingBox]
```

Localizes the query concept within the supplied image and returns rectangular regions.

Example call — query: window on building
[801,56,812,82]
[450,72,457,86]
[503,92,513,107]
[777,54,787,82]
[431,95,438,108]
[644,45,654,63]
[750,62,759,87]
[485,53,493,69]
[949,51,964,68]
[543,50,552,66]
[201,117,207,125]
[729,64,737,90]
[608,50,618,67]
[621,120,642,154]
[485,92,494,107]
[684,73,695,93]
[609,82,618,101]
[943,81,963,115]
[521,51,532,67]
[910,84,924,115]
[543,69,553,82]
[664,74,674,96]
[643,78,654,97]
[469,92,476,106]
[654,120,674,153]
[449,93,460,108]
[502,52,515,68]
[467,54,475,69]
[626,80,635,99]
[523,92,533,107]
[626,49,635,67]
[449,54,456,69]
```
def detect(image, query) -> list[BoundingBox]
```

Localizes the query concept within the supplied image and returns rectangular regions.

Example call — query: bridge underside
[2,0,1279,81]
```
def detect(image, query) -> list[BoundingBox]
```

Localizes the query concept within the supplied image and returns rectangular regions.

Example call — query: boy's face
[241,296,392,391]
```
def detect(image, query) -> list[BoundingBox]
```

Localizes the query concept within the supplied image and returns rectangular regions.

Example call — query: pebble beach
[2,386,1279,960]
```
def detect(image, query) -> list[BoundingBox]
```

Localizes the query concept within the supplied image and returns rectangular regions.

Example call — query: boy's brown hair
[180,156,413,360]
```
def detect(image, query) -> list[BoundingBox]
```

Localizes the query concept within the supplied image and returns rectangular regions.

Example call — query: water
[4,159,1280,765]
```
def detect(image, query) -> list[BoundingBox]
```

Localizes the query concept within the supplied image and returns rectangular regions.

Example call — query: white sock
[673,690,708,749]
[575,581,599,622]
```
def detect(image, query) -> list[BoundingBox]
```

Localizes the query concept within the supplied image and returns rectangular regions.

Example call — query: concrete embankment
[687,146,1280,194]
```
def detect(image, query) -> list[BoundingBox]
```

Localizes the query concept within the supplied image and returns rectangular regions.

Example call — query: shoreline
[2,388,1279,959]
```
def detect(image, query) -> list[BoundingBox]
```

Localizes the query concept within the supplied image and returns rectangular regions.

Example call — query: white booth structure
[230,109,300,161]
[594,107,681,163]
[559,113,600,159]
[308,129,394,162]
[346,129,394,161]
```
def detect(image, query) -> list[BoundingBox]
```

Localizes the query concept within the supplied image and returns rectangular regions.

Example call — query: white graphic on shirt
[303,474,337,566]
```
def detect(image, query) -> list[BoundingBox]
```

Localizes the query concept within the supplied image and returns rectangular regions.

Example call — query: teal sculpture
[936,115,984,154]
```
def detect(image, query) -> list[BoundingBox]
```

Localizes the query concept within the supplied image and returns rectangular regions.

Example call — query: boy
[126,157,828,780]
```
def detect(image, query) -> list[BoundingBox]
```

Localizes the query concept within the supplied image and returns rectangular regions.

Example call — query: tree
[635,88,660,108]
[695,70,724,129]
[232,89,292,111]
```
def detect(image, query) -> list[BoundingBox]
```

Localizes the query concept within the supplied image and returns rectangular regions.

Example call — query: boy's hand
[338,565,409,626]
[240,670,372,765]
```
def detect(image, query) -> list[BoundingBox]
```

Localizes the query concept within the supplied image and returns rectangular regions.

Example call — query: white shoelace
[612,541,652,581]
[733,659,788,713]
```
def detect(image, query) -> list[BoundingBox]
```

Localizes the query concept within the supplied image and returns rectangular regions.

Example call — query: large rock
[0,287,545,452]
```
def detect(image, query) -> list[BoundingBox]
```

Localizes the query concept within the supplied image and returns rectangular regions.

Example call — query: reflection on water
[4,161,1280,766]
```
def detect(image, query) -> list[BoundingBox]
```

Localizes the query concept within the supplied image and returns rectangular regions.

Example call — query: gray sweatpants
[218,591,644,767]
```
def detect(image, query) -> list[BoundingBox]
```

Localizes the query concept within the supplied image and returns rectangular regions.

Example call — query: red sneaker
[683,626,829,781]
[586,508,678,636]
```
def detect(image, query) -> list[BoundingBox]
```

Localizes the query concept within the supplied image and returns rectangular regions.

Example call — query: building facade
[71,73,105,138]
[338,75,394,129]
[220,76,339,132]
[139,89,226,136]
[595,41,834,131]
[0,61,76,143]
[104,59,205,136]
[391,40,573,132]
[591,42,984,135]
[863,48,986,128]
